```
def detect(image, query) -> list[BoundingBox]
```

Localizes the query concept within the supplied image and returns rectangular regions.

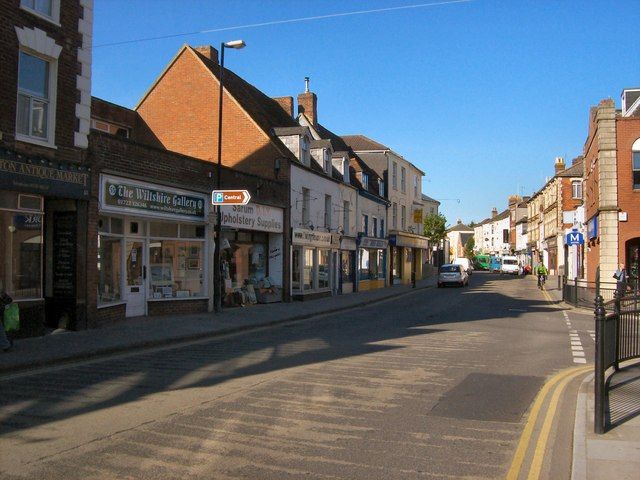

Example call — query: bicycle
[537,274,546,289]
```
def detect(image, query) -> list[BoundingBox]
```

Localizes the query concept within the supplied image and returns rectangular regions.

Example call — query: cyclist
[536,262,548,289]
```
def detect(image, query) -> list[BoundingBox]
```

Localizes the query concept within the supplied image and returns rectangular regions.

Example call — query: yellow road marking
[505,365,591,480]
[526,368,589,479]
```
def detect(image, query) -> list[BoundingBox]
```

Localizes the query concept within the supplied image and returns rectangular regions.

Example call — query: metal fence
[595,291,640,433]
[563,277,617,310]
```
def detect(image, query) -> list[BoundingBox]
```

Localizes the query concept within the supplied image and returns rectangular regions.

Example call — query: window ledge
[148,296,209,302]
[97,301,126,310]
[15,133,57,149]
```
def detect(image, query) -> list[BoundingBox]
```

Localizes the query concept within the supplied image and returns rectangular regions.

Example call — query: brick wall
[560,177,582,226]
[0,0,85,164]
[135,47,289,181]
[616,116,640,262]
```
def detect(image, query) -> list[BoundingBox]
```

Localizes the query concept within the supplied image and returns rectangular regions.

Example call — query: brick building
[89,98,290,323]
[0,0,93,336]
[583,93,640,284]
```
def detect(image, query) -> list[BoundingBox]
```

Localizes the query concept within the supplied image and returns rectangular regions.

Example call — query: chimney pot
[298,79,318,126]
[491,208,498,218]
[554,156,565,174]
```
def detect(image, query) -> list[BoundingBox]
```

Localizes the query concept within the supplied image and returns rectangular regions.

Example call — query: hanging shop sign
[0,148,89,199]
[100,175,206,220]
[587,215,598,240]
[292,228,340,247]
[359,236,389,249]
[566,229,584,246]
[221,203,283,233]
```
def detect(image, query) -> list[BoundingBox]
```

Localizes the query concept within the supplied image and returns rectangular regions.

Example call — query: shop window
[303,248,315,290]
[0,195,43,300]
[318,249,330,289]
[292,247,301,291]
[148,240,205,298]
[340,251,353,283]
[180,223,205,238]
[150,221,178,238]
[360,249,384,281]
[97,236,122,305]
[220,232,267,289]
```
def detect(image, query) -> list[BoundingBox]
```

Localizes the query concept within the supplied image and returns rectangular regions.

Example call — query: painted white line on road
[571,346,584,351]
[573,358,587,364]
[573,352,585,357]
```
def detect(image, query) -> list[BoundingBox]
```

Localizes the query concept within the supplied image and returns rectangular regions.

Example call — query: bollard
[594,294,606,434]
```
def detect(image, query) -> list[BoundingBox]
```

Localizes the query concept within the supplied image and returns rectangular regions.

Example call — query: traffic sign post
[211,190,251,205]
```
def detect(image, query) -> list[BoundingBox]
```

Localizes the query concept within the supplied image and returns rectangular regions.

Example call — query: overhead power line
[94,0,473,48]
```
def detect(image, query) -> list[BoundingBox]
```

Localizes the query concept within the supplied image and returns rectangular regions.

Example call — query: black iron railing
[563,277,617,309]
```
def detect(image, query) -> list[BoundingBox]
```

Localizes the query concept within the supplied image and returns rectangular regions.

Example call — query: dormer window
[361,173,369,191]
[300,136,310,166]
[343,158,350,183]
[379,180,385,197]
[323,150,331,175]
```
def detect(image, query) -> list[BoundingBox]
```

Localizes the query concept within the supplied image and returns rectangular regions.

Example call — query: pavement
[543,276,640,480]
[2,272,639,479]
[0,276,436,374]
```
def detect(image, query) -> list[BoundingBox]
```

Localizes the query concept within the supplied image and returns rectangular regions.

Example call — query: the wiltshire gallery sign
[100,175,206,220]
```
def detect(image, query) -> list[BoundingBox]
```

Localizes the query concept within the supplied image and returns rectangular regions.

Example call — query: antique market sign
[0,149,89,199]
[101,175,206,220]
[221,203,283,233]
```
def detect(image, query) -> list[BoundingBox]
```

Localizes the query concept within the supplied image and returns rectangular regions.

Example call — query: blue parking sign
[215,192,223,203]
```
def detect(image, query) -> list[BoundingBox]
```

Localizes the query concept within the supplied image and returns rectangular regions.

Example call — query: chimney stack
[194,45,219,64]
[491,207,498,218]
[273,96,294,118]
[554,156,565,174]
[298,76,318,125]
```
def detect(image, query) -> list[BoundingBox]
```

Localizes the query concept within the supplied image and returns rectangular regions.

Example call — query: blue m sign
[566,230,584,246]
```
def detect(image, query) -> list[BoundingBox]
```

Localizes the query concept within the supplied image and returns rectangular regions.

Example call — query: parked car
[438,264,469,287]
[500,255,519,275]
[452,257,474,275]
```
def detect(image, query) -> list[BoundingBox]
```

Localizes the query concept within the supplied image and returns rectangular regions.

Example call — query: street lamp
[214,39,246,314]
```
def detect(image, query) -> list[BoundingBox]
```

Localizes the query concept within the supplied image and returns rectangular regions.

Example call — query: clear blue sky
[92,0,639,226]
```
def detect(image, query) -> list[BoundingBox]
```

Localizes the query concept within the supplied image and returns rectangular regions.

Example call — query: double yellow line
[506,365,591,479]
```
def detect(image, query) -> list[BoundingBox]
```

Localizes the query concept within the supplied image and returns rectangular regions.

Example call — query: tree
[463,236,475,261]
[423,213,447,244]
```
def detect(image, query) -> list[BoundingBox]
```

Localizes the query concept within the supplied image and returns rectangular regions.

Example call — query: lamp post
[214,39,245,314]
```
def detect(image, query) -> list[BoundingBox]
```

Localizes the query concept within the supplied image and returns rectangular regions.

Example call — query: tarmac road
[0,273,586,479]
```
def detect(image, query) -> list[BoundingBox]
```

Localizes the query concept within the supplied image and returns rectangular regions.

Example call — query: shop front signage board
[100,175,207,220]
[221,203,284,233]
[211,190,251,205]
[292,228,339,247]
[359,236,389,249]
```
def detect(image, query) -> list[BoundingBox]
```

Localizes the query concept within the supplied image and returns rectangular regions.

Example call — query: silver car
[437,264,469,288]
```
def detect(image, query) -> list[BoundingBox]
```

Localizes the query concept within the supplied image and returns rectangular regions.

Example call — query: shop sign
[359,236,389,249]
[221,203,283,233]
[101,176,206,220]
[413,209,423,224]
[0,150,89,199]
[340,236,357,251]
[13,213,42,230]
[292,228,339,247]
[388,234,428,249]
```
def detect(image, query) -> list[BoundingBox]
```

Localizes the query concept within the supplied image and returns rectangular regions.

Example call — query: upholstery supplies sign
[221,204,283,233]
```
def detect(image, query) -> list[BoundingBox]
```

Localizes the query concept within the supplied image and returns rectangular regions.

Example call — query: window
[91,119,130,139]
[323,150,331,174]
[359,249,385,281]
[0,192,43,300]
[17,52,50,141]
[379,180,385,197]
[318,249,330,289]
[362,214,369,236]
[97,236,122,305]
[572,180,583,199]
[392,162,397,189]
[361,173,369,191]
[414,176,418,196]
[302,188,310,225]
[633,149,640,189]
[20,0,59,23]
[300,136,310,166]
[401,205,406,229]
[392,203,397,229]
[303,248,314,290]
[373,217,378,238]
[503,229,509,243]
[380,219,385,238]
[401,167,406,193]
[343,201,350,234]
[148,240,205,299]
[324,194,332,229]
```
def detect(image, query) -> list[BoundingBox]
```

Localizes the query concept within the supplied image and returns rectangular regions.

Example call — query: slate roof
[421,194,440,205]
[557,158,584,177]
[341,134,390,151]
[447,223,473,232]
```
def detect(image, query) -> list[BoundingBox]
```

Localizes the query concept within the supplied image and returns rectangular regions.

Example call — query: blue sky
[92,0,639,226]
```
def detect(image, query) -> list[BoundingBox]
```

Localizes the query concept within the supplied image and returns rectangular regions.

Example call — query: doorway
[125,240,146,317]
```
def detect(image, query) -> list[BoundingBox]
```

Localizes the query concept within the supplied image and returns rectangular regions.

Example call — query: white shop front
[219,203,284,305]
[291,228,340,299]
[97,174,210,317]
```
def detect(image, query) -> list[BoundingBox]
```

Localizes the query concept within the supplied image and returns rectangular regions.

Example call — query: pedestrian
[614,263,627,298]
[0,291,13,352]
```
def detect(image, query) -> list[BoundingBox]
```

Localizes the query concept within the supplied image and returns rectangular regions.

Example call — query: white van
[500,255,519,275]
[453,257,473,275]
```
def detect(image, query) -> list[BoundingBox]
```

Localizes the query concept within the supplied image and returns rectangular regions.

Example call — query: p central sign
[566,229,584,246]
[211,190,251,205]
